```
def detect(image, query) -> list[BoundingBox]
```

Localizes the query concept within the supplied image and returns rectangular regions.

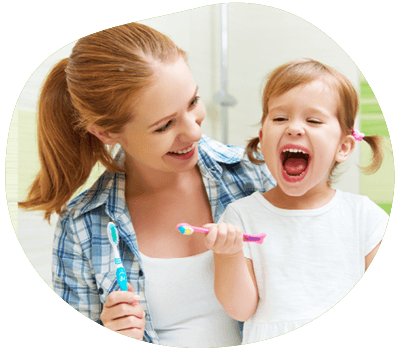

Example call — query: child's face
[259,78,354,197]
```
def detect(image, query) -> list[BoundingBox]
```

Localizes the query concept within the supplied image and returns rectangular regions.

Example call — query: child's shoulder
[339,190,389,219]
[225,191,263,212]
[340,190,376,206]
[219,192,263,224]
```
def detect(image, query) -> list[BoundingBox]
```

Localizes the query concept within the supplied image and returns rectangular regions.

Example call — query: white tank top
[140,250,241,347]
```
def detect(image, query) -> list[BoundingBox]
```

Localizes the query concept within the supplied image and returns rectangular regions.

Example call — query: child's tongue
[283,158,307,175]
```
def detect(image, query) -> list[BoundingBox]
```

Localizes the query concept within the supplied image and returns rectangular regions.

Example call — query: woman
[19,22,275,346]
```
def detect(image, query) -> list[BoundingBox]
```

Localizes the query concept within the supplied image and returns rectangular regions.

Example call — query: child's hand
[100,283,146,340]
[203,223,243,255]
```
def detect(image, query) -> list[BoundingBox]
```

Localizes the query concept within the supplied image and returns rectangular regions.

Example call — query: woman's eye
[155,120,174,133]
[154,96,200,133]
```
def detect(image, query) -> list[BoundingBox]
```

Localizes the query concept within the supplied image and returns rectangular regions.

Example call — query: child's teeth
[284,148,307,154]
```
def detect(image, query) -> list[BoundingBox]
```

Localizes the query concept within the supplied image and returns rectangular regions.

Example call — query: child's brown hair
[246,58,384,183]
[18,22,186,221]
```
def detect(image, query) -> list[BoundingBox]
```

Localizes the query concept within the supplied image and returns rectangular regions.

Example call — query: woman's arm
[204,223,258,321]
[53,218,103,321]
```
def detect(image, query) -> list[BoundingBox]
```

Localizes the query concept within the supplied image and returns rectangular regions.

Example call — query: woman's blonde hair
[19,22,186,221]
[245,58,384,183]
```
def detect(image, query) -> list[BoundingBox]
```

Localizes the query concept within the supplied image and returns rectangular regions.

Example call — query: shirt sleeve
[52,216,102,324]
[259,162,276,192]
[241,152,276,193]
[363,197,389,256]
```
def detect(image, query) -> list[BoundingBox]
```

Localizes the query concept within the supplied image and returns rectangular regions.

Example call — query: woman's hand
[203,223,243,255]
[100,283,146,340]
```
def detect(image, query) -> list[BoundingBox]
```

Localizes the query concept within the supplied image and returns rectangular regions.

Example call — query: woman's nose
[179,110,204,141]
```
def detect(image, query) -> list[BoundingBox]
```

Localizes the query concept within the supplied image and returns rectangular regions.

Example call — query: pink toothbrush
[177,223,266,244]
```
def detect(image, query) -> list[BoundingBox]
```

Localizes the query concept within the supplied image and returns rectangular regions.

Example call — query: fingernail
[133,294,141,301]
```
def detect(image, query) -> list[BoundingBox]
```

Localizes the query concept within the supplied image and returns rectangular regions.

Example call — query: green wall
[359,74,394,215]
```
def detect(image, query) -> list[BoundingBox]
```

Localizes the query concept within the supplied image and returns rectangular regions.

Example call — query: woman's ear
[335,135,355,163]
[88,126,119,146]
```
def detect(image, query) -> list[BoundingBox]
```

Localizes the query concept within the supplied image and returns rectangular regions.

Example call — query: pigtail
[360,134,385,175]
[18,59,122,222]
[245,136,264,165]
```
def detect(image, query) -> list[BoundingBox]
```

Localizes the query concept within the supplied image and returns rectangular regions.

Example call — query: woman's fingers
[103,290,140,308]
[101,297,146,340]
[101,282,146,340]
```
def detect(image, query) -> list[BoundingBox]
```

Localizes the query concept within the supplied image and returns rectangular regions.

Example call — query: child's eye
[273,116,287,122]
[307,119,322,124]
[155,119,175,133]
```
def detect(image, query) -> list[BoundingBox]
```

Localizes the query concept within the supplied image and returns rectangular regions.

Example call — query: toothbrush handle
[192,225,266,244]
[116,266,128,291]
[193,226,209,234]
[243,233,266,244]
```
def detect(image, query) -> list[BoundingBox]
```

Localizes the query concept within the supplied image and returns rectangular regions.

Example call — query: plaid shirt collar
[69,135,243,221]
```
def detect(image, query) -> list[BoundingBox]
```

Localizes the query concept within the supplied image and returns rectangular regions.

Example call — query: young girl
[203,58,389,343]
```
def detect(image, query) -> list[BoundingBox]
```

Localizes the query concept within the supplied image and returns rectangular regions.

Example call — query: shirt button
[139,270,144,277]
[98,288,104,295]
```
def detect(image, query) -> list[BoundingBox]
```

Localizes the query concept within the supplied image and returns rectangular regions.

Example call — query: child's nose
[287,122,304,136]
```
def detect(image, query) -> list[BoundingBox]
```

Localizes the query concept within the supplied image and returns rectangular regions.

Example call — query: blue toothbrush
[107,222,128,291]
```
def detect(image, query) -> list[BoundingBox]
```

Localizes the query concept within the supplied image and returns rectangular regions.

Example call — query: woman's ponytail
[19,23,186,222]
[18,58,121,222]
[18,58,122,221]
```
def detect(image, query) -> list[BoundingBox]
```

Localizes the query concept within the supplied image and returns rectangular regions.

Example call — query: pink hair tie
[352,129,365,141]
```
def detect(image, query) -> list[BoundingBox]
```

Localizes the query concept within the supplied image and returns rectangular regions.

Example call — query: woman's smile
[167,143,197,160]
[168,143,196,155]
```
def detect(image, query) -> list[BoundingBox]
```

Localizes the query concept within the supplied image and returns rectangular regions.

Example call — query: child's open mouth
[280,145,311,182]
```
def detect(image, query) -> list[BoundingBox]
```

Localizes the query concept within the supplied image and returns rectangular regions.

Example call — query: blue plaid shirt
[52,135,275,344]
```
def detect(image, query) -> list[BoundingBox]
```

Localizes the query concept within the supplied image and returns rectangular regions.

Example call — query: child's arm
[204,223,259,321]
[365,242,381,270]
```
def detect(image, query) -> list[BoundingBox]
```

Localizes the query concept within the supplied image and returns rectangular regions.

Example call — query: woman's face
[112,57,206,176]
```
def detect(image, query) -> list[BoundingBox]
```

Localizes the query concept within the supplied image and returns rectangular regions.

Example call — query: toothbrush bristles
[177,224,194,235]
